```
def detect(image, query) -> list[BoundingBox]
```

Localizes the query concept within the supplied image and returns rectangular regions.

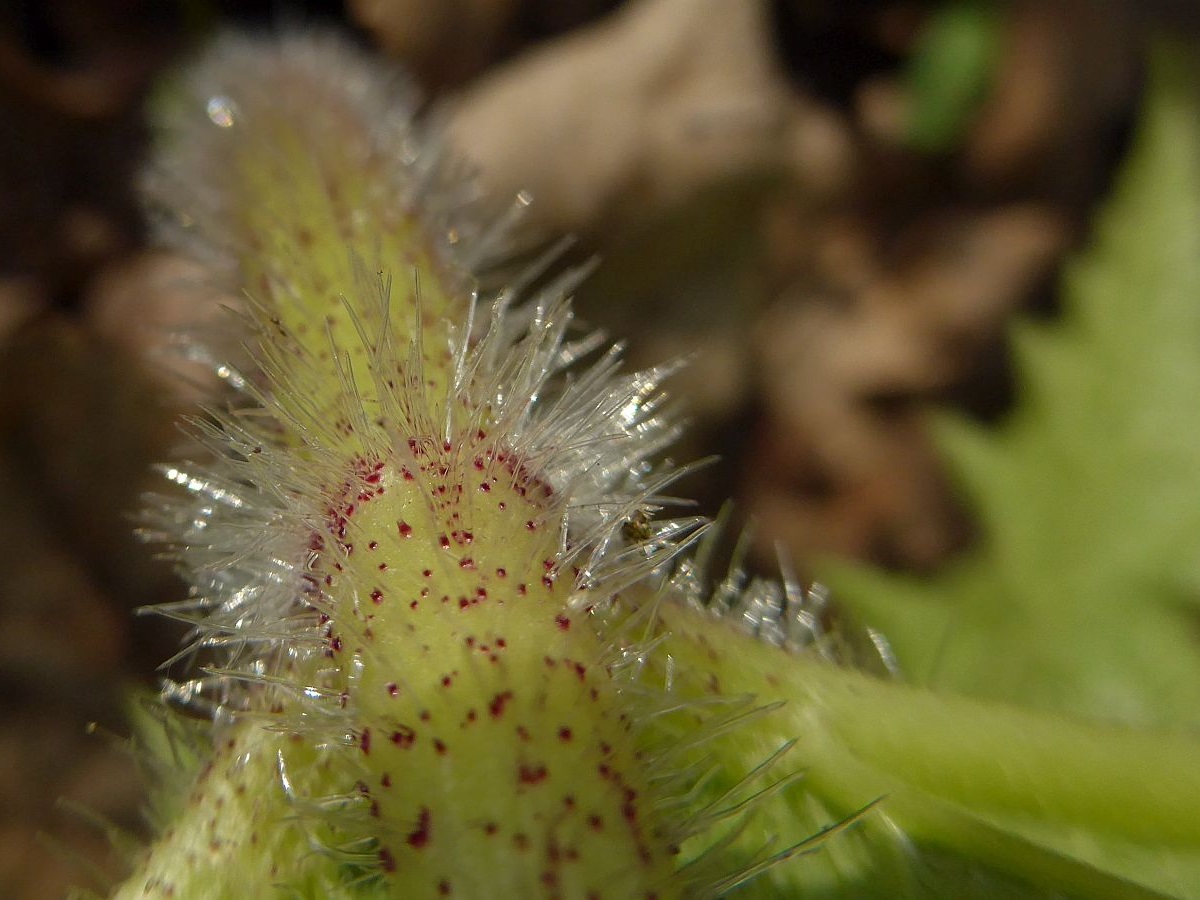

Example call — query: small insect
[621,509,654,543]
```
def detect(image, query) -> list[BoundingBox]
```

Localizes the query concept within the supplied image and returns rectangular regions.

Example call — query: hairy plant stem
[654,604,1200,898]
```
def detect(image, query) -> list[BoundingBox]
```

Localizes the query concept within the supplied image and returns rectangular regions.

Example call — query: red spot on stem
[518,764,548,785]
[489,691,513,718]
[407,807,431,848]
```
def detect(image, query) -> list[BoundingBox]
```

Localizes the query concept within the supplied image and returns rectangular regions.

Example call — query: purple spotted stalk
[120,33,778,898]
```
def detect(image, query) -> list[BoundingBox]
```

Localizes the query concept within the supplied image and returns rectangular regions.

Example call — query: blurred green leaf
[904,1,1003,153]
[830,41,1200,729]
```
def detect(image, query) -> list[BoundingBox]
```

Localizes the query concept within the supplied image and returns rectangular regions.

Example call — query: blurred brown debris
[349,0,622,88]
[446,0,854,233]
[440,0,1136,570]
[0,3,189,897]
[747,204,1069,570]
[0,313,187,899]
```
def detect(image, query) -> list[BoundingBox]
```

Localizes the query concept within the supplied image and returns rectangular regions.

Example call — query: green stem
[655,603,1200,897]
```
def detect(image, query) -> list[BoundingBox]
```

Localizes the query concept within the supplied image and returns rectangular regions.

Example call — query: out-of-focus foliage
[904,1,1003,152]
[831,43,1200,731]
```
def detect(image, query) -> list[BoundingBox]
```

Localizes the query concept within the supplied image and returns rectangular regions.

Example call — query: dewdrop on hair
[120,31,812,898]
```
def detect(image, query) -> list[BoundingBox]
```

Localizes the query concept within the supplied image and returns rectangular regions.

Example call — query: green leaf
[829,42,1200,730]
[652,605,1200,898]
[904,1,1003,153]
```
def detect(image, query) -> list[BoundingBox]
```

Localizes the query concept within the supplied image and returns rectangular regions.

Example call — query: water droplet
[206,96,237,128]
